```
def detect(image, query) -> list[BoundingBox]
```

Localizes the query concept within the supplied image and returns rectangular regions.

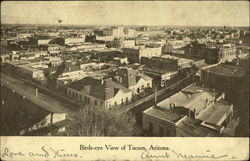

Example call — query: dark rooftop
[205,64,245,77]
[68,77,131,100]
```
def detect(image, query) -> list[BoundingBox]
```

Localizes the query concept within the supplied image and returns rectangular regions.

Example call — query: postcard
[1,1,249,160]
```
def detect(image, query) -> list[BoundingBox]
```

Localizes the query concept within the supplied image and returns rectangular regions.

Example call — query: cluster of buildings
[1,24,249,136]
[67,67,153,109]
[143,84,237,137]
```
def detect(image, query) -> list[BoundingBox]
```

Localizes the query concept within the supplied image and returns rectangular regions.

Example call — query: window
[95,100,98,106]
[86,97,89,104]
[114,101,117,106]
[166,129,171,136]
[148,123,153,135]
[58,127,66,133]
[126,97,129,103]
[159,126,164,137]
[121,99,123,104]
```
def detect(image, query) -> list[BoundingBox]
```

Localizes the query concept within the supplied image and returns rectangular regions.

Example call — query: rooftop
[197,100,232,125]
[157,84,218,112]
[144,106,183,123]
[205,64,245,77]
[176,116,221,137]
[18,65,42,72]
[68,77,131,100]
[109,68,152,88]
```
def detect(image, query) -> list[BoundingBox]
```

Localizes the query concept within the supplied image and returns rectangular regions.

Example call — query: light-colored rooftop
[160,92,212,112]
[18,65,42,72]
[144,106,183,123]
[197,101,232,125]
[176,116,221,137]
[157,85,217,112]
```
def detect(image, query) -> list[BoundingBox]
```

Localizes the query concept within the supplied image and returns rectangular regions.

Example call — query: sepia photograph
[0,0,249,160]
[1,0,249,137]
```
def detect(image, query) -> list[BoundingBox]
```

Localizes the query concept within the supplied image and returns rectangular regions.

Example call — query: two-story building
[64,37,85,46]
[67,77,133,109]
[16,65,44,80]
[122,46,162,63]
[109,68,153,95]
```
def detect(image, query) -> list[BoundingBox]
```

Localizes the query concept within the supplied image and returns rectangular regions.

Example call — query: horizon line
[2,23,249,28]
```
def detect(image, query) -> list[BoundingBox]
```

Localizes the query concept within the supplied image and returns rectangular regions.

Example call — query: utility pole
[154,86,157,105]
[94,110,97,136]
[35,88,38,98]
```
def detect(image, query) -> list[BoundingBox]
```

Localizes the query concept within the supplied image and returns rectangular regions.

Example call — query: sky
[1,1,249,26]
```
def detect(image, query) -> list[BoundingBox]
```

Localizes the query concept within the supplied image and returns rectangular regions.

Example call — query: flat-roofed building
[122,46,162,63]
[64,37,85,45]
[103,26,124,38]
[141,68,179,88]
[206,44,237,63]
[141,56,179,71]
[162,40,188,54]
[76,43,106,52]
[189,42,237,63]
[38,39,51,45]
[124,28,135,37]
[200,63,246,100]
[109,39,135,49]
[143,106,184,136]
[143,84,236,136]
[16,65,44,80]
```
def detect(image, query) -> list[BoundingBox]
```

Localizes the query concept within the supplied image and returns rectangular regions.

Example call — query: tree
[69,106,142,136]
[53,61,66,79]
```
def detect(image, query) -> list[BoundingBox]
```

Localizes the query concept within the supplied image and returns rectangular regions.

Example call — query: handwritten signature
[141,149,231,160]
[141,150,170,159]
[1,146,235,160]
[1,146,81,159]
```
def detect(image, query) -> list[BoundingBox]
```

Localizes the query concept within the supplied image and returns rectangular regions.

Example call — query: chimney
[187,94,191,98]
[68,66,71,72]
[212,93,216,101]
